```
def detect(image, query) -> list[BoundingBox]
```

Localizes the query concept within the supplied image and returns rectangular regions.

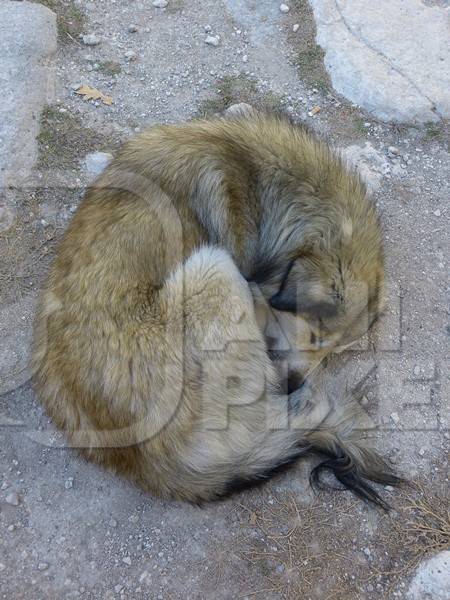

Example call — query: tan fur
[32,113,393,503]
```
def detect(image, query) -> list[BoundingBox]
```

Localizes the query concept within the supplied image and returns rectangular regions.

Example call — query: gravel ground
[0,1,448,599]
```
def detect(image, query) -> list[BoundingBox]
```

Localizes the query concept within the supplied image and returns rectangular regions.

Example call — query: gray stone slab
[406,551,450,600]
[0,1,57,195]
[310,0,450,122]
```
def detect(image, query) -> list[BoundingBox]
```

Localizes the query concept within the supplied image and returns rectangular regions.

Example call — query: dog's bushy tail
[306,429,402,509]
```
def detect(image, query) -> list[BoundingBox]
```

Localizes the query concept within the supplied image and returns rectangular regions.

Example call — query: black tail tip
[309,452,404,511]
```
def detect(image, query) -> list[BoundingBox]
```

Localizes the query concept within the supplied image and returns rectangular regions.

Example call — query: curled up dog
[32,111,401,506]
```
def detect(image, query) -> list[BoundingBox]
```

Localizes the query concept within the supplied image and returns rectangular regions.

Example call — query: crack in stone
[333,0,441,118]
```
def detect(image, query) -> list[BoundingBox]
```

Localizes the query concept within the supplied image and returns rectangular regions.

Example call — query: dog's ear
[269,259,338,318]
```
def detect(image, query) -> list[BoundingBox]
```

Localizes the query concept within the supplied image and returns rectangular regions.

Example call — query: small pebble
[152,0,168,7]
[413,365,421,376]
[433,209,441,216]
[122,556,132,566]
[204,25,212,33]
[279,3,290,13]
[418,447,426,457]
[363,547,371,557]
[82,34,101,46]
[385,485,394,492]
[109,518,118,528]
[128,25,138,33]
[293,23,300,32]
[5,492,20,506]
[390,412,400,424]
[205,35,220,47]
[0,563,5,571]
[64,478,74,490]
[1,482,8,491]
[124,50,138,61]
[84,152,113,177]
[7,525,15,532]
[37,562,49,571]
[388,146,400,156]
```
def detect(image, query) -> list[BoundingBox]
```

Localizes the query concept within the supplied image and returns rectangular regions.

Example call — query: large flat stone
[406,551,450,600]
[310,0,450,122]
[0,2,56,398]
[0,1,57,195]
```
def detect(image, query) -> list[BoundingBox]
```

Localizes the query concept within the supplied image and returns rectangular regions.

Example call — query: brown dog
[32,112,397,505]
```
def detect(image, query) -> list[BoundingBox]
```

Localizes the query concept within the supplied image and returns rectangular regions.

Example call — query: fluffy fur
[32,112,397,505]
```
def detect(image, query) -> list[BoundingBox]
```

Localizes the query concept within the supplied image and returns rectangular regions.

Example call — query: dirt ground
[0,1,448,599]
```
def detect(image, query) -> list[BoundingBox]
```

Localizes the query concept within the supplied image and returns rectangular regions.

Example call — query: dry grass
[198,74,285,118]
[235,479,449,599]
[35,0,86,43]
[289,0,330,92]
[37,105,110,170]
[370,482,450,592]
[238,493,361,599]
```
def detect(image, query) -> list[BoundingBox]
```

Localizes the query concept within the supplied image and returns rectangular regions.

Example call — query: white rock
[128,25,138,33]
[0,563,5,571]
[413,365,421,376]
[37,562,49,571]
[293,24,300,32]
[82,34,101,46]
[341,142,390,192]
[309,0,450,122]
[122,556,132,566]
[124,50,138,61]
[5,492,20,506]
[109,518,118,528]
[406,551,450,600]
[433,209,441,217]
[0,2,56,196]
[418,446,426,457]
[205,35,220,47]
[84,152,113,178]
[388,145,400,156]
[152,0,168,7]
[224,103,255,119]
[0,204,15,233]
[64,478,74,490]
[279,4,290,13]
[390,411,400,424]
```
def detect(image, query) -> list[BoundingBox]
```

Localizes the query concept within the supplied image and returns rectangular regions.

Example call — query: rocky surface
[0,1,57,192]
[310,0,450,122]
[406,551,450,600]
[0,1,56,412]
[0,1,448,599]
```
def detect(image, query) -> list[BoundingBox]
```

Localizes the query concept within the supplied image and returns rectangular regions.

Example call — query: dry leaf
[308,105,321,116]
[75,84,113,106]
